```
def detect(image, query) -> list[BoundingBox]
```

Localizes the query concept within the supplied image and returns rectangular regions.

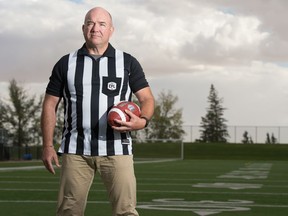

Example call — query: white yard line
[0,159,179,171]
[0,166,44,171]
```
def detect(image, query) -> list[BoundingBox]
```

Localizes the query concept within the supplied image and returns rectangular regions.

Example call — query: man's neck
[85,43,109,55]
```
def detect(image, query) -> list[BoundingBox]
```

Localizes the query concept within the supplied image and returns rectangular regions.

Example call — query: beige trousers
[56,154,139,216]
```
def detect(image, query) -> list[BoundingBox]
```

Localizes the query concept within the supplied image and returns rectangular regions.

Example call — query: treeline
[0,80,187,147]
[1,80,276,148]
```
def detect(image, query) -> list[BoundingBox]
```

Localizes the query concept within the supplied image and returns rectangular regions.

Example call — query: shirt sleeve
[45,55,69,97]
[128,55,149,93]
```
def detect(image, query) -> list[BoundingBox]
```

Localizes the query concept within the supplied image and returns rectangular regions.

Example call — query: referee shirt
[46,43,149,156]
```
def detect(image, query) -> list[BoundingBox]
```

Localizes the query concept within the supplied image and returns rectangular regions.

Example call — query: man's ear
[109,26,114,37]
[82,24,85,34]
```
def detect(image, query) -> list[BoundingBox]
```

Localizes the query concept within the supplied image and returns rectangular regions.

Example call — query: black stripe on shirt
[106,54,116,155]
[91,59,100,156]
[75,55,84,155]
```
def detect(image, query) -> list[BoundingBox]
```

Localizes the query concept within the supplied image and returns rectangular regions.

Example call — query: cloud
[150,61,288,126]
[207,0,288,62]
[0,0,283,82]
[1,0,288,127]
[0,0,88,82]
[0,1,84,37]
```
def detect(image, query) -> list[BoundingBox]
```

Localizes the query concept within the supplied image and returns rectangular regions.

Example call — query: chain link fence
[1,126,288,160]
[183,125,288,144]
[0,145,42,161]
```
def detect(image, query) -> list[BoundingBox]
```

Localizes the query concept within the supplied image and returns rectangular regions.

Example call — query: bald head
[82,7,114,54]
[84,7,113,27]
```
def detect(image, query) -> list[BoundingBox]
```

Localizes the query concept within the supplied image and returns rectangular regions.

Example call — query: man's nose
[91,23,100,31]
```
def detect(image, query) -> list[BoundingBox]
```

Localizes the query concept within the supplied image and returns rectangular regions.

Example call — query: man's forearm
[41,95,59,148]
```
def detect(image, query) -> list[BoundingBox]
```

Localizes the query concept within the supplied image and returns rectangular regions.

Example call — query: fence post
[190,126,193,142]
[278,126,280,143]
[255,126,258,143]
[234,126,237,143]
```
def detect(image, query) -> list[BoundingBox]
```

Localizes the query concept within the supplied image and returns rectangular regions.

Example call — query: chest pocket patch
[102,77,122,97]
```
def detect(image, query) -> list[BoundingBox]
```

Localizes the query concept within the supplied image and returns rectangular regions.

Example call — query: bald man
[41,7,154,216]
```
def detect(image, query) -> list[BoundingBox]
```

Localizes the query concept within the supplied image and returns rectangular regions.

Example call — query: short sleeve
[46,55,69,97]
[128,55,149,93]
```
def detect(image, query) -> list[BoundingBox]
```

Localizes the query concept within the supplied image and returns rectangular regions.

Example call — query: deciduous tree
[0,79,42,147]
[145,90,185,140]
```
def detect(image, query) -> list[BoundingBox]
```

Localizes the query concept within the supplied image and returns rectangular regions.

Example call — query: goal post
[132,139,184,161]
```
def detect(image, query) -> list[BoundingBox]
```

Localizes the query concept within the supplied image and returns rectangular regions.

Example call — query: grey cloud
[0,0,287,82]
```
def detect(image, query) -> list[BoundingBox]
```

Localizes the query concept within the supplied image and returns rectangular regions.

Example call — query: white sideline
[135,158,181,164]
[0,159,180,171]
[0,166,44,171]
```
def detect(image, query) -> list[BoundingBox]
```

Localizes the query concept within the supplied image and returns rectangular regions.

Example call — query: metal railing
[183,125,288,144]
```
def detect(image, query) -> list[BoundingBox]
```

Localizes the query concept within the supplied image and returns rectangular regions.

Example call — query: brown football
[107,101,141,127]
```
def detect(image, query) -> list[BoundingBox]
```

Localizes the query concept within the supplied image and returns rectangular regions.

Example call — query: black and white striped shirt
[46,43,149,156]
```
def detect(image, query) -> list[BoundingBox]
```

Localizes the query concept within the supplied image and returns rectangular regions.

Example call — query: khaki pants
[56,154,139,216]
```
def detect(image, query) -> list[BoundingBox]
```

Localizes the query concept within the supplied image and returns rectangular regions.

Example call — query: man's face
[82,8,114,48]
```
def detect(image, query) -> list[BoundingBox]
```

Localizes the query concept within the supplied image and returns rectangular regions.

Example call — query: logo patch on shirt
[102,77,122,96]
[107,82,117,90]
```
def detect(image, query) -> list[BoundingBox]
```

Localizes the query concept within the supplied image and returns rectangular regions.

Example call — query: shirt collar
[78,43,115,58]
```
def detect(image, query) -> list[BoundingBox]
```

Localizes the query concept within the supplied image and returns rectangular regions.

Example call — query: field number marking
[218,162,272,179]
[137,199,251,215]
[192,182,262,190]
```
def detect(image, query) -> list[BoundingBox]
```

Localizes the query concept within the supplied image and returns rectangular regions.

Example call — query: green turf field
[1,158,288,216]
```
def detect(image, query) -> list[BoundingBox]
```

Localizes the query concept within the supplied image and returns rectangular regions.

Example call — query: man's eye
[87,21,94,26]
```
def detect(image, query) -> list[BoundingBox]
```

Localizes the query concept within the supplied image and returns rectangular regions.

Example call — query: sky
[1,0,288,127]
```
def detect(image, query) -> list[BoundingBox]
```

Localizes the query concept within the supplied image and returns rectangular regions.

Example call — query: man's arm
[113,87,155,131]
[135,86,154,125]
[41,94,61,174]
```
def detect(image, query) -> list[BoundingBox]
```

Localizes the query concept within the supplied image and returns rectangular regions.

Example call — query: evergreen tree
[271,133,277,144]
[265,133,271,144]
[199,84,229,143]
[242,131,253,144]
[242,131,249,144]
[249,136,254,144]
[266,132,277,144]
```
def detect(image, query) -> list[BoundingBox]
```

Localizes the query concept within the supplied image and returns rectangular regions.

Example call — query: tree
[265,133,277,144]
[199,84,229,143]
[145,90,185,140]
[242,131,253,144]
[271,133,277,144]
[0,79,43,147]
[265,133,271,144]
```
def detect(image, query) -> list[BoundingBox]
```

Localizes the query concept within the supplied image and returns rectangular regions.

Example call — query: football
[107,101,141,127]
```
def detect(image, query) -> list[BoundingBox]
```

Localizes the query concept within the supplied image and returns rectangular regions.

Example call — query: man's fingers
[43,160,55,175]
[48,163,56,175]
[125,109,136,118]
[54,155,61,168]
[43,157,59,175]
[42,148,60,175]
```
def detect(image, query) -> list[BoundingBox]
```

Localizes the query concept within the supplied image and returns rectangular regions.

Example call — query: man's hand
[42,146,60,175]
[112,109,146,132]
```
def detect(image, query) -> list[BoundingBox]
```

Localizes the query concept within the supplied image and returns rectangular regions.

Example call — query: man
[41,7,154,216]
